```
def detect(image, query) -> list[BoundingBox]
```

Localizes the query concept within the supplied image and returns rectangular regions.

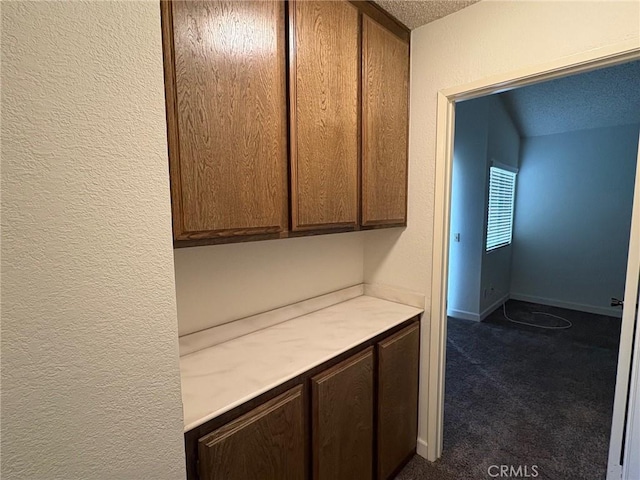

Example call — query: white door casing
[622,279,640,480]
[616,135,640,480]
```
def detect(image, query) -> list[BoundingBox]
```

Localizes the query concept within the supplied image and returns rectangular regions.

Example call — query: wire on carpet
[502,303,572,330]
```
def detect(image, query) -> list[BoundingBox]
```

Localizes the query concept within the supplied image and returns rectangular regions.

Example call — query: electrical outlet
[454,233,461,242]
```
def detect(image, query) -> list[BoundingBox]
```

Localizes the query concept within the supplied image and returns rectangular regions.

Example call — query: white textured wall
[363,0,640,453]
[175,233,364,335]
[365,0,640,302]
[1,2,185,479]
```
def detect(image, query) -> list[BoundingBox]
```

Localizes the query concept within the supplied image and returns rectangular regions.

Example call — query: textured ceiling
[374,0,480,29]
[500,60,640,138]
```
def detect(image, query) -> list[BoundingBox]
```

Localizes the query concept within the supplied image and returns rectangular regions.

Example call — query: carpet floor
[396,300,621,480]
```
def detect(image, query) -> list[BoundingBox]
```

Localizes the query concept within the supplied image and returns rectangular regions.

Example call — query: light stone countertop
[180,295,423,432]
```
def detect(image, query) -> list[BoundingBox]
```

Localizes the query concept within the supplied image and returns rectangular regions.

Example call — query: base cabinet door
[311,347,374,480]
[377,322,420,479]
[198,385,307,480]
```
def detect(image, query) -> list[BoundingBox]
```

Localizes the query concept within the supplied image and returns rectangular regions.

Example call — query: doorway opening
[425,43,640,480]
[437,60,640,479]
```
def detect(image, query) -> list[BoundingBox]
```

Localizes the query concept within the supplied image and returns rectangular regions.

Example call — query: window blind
[486,166,517,252]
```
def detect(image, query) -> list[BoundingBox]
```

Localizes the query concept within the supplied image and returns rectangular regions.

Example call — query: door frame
[427,39,640,465]
[618,135,640,480]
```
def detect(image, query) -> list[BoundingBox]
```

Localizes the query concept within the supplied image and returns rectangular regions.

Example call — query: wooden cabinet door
[289,0,359,231]
[198,385,307,480]
[311,347,374,480]
[163,0,288,241]
[377,322,420,479]
[362,15,409,227]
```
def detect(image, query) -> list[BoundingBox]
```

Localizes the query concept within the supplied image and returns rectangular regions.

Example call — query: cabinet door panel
[290,0,359,230]
[377,322,420,479]
[312,347,374,480]
[198,385,306,480]
[362,16,409,226]
[167,0,288,240]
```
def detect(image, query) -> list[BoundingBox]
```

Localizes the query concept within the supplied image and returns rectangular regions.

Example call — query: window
[486,165,517,252]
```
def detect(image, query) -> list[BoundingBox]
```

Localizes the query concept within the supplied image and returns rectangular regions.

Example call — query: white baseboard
[447,293,510,322]
[509,292,623,318]
[479,293,510,321]
[446,307,481,322]
[416,437,429,460]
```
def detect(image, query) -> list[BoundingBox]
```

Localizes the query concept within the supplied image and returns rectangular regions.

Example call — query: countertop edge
[181,295,423,433]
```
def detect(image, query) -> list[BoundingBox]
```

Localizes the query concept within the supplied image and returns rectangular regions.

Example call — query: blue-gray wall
[510,123,639,316]
[448,97,488,318]
[448,96,520,320]
[481,97,521,314]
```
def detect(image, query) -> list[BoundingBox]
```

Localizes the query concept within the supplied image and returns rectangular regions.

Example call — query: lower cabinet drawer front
[311,347,374,480]
[377,322,420,479]
[197,385,307,480]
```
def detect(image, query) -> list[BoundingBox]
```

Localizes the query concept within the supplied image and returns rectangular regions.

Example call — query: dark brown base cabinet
[312,347,374,480]
[377,323,421,479]
[198,386,307,480]
[186,319,420,480]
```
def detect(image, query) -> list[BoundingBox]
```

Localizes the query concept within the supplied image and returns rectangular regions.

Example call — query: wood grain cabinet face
[289,0,360,231]
[163,0,288,241]
[377,322,420,479]
[311,347,374,480]
[197,385,307,480]
[362,15,410,227]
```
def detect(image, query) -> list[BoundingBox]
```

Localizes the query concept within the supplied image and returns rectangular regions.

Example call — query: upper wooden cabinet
[289,0,360,231]
[361,15,410,227]
[162,0,288,242]
[162,0,410,247]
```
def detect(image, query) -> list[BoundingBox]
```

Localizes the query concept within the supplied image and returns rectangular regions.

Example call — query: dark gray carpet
[396,300,621,480]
